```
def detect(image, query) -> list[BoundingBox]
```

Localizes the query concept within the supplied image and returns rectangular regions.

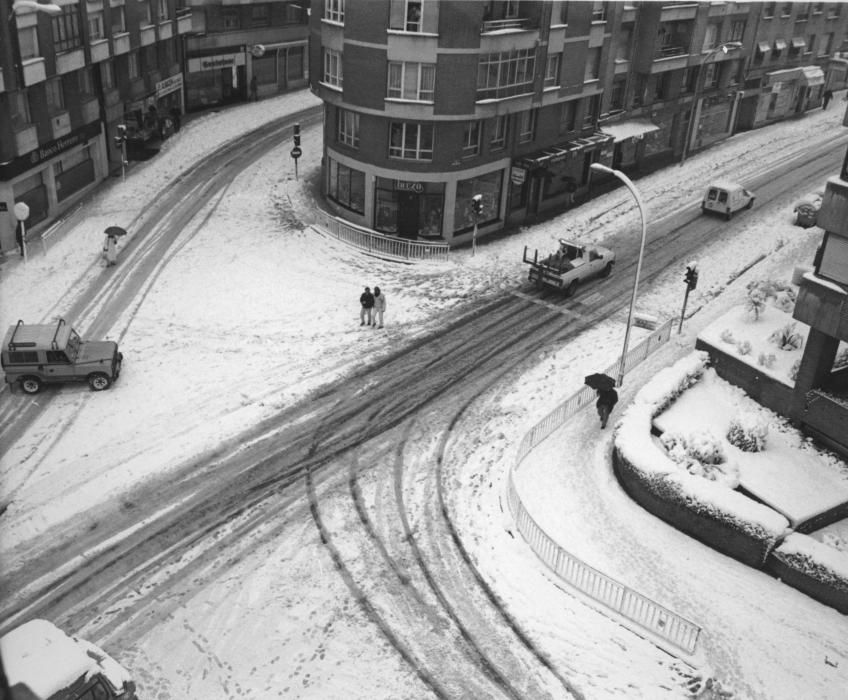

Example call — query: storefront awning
[773,38,787,51]
[600,119,660,143]
[799,65,825,86]
[791,37,806,49]
[757,41,771,53]
[516,132,613,168]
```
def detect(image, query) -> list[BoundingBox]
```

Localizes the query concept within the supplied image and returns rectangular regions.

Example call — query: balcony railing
[482,17,529,33]
[656,45,687,59]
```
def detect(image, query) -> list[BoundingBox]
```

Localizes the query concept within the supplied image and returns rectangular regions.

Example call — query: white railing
[313,209,449,263]
[508,320,704,655]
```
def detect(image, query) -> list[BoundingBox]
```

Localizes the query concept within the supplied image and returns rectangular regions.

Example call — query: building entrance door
[397,192,419,238]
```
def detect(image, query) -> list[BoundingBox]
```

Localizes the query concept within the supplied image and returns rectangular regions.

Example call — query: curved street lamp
[589,162,647,388]
[680,41,743,165]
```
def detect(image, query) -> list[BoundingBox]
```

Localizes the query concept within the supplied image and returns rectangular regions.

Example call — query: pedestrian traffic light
[114,124,127,147]
[293,123,300,148]
[684,264,699,291]
[471,194,483,216]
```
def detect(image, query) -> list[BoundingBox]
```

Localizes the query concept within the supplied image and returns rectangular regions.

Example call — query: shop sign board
[510,167,526,185]
[188,53,246,73]
[396,180,424,193]
[156,73,184,98]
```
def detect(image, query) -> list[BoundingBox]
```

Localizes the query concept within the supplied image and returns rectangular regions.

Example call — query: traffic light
[293,123,300,148]
[114,124,127,148]
[471,194,483,217]
[684,264,699,291]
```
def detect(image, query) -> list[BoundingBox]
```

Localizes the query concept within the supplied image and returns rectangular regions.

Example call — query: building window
[222,9,240,30]
[828,3,841,18]
[100,61,114,89]
[79,67,94,95]
[583,95,598,127]
[389,122,433,160]
[505,1,520,19]
[558,2,569,24]
[52,6,82,52]
[518,109,536,142]
[46,78,65,113]
[328,159,365,214]
[337,108,359,147]
[128,51,139,79]
[591,1,607,22]
[490,115,508,149]
[389,0,424,32]
[703,23,718,51]
[544,53,561,87]
[462,121,481,157]
[10,91,32,129]
[252,4,270,27]
[730,20,745,42]
[654,72,670,100]
[110,4,126,33]
[822,32,833,54]
[387,62,435,101]
[763,2,775,18]
[781,3,792,17]
[584,48,600,82]
[157,0,169,21]
[560,100,576,132]
[323,49,343,87]
[616,25,633,60]
[141,0,153,25]
[610,77,626,109]
[796,3,810,20]
[477,49,536,100]
[772,39,784,58]
[807,34,816,54]
[325,0,344,22]
[88,10,105,39]
[703,63,718,89]
[17,26,39,60]
[813,2,824,13]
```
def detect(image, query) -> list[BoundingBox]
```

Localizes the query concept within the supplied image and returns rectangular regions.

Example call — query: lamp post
[589,162,647,388]
[680,41,742,165]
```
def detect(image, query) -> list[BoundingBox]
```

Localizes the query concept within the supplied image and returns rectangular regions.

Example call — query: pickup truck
[2,318,123,394]
[523,239,615,295]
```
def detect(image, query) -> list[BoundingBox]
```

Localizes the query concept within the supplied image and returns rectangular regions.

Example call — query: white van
[0,619,137,700]
[701,181,755,220]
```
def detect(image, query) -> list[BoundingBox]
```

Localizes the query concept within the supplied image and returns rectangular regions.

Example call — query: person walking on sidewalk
[372,286,386,328]
[360,286,374,326]
[102,233,119,267]
[596,387,618,429]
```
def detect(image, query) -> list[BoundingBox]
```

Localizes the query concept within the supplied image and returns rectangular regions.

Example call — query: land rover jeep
[2,319,123,394]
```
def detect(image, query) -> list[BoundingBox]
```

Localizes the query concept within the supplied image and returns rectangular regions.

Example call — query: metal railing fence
[313,209,450,263]
[508,319,703,655]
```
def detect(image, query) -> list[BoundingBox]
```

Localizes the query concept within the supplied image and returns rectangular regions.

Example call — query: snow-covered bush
[746,289,767,320]
[757,352,776,369]
[719,329,735,345]
[747,279,796,303]
[727,413,769,452]
[736,340,751,355]
[660,430,739,487]
[789,359,801,382]
[769,323,803,351]
[773,290,795,313]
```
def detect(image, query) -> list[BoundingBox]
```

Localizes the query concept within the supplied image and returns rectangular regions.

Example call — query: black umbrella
[585,373,616,391]
[104,225,127,237]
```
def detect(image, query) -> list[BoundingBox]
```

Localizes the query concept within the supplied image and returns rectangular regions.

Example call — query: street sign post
[291,123,302,179]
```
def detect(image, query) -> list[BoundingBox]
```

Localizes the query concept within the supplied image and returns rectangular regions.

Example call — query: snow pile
[614,351,790,544]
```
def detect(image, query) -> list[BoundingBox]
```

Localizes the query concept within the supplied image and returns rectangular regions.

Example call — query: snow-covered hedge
[769,533,848,614]
[614,351,790,567]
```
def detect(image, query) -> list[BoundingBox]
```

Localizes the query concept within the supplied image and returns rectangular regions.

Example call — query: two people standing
[359,286,387,328]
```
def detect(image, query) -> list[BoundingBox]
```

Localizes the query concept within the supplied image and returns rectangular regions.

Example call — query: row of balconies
[2,12,192,93]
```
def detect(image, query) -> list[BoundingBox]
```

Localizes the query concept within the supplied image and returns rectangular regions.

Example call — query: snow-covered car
[792,191,824,228]
[0,619,137,700]
[522,239,615,295]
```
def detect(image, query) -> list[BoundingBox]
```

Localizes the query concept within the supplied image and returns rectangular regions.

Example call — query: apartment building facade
[182,0,309,111]
[311,1,848,247]
[0,0,193,254]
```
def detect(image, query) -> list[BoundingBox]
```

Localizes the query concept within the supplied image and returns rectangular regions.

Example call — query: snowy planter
[613,352,790,568]
[767,533,848,614]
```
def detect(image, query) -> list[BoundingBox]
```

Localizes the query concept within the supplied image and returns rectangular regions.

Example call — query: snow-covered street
[1,88,847,698]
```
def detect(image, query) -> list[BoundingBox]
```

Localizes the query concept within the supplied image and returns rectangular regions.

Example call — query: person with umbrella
[102,226,126,267]
[585,373,618,429]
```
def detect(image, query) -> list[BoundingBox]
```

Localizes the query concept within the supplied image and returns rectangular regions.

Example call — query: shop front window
[374,177,445,238]
[328,158,365,214]
[454,170,503,232]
